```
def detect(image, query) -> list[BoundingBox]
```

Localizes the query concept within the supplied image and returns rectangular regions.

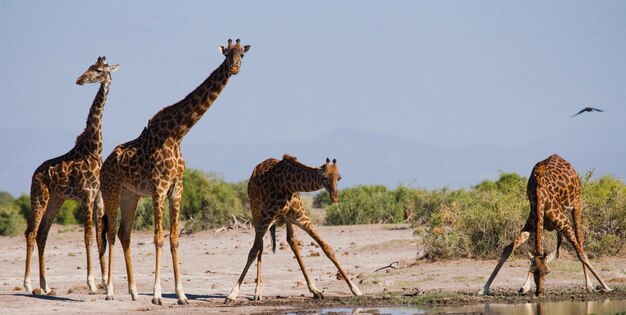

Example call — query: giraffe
[480,154,612,296]
[225,154,363,304]
[99,39,250,305]
[23,56,119,295]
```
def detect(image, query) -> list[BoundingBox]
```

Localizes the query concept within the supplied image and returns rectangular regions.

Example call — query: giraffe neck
[75,79,110,157]
[146,60,232,143]
[282,161,324,193]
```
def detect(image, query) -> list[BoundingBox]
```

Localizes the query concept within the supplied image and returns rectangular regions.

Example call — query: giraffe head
[319,158,341,203]
[76,56,119,85]
[218,39,251,75]
[528,251,555,296]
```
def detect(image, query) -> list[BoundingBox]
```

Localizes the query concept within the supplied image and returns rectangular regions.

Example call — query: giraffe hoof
[313,291,324,300]
[152,298,163,305]
[517,287,529,295]
[177,299,189,305]
[105,295,115,301]
[253,295,262,301]
[224,297,236,305]
[32,288,43,295]
[47,289,57,296]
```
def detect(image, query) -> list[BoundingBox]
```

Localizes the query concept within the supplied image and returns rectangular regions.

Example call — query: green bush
[418,172,559,260]
[14,194,31,220]
[56,200,80,225]
[132,197,170,230]
[313,191,331,208]
[180,169,249,233]
[581,173,626,256]
[0,192,13,206]
[418,170,626,260]
[325,185,405,225]
[0,204,26,236]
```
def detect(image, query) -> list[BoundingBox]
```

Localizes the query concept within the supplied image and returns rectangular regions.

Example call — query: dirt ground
[2,223,626,314]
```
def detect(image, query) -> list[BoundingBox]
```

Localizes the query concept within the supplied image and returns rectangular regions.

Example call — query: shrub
[581,173,626,256]
[325,185,405,225]
[132,197,170,230]
[0,204,26,236]
[14,194,31,220]
[313,191,331,208]
[56,200,80,225]
[0,191,13,206]
[420,172,542,260]
[418,170,626,260]
[180,169,248,233]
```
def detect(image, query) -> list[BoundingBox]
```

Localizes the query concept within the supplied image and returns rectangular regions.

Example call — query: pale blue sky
[1,1,625,194]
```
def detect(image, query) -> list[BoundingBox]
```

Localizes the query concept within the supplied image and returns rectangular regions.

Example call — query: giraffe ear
[218,45,227,55]
[527,251,534,259]
[109,64,120,72]
[243,45,251,53]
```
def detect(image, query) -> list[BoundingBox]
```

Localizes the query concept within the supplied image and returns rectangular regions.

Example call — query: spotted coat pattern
[23,56,119,295]
[99,39,250,305]
[481,154,612,296]
[225,154,363,303]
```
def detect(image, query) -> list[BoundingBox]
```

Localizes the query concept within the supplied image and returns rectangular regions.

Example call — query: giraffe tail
[270,224,277,254]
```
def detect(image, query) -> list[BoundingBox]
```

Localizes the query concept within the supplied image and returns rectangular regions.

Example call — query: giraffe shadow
[143,292,228,302]
[12,292,81,302]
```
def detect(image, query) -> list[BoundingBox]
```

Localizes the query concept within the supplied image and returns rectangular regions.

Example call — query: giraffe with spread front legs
[100,39,250,305]
[480,154,612,296]
[24,57,119,295]
[225,154,363,304]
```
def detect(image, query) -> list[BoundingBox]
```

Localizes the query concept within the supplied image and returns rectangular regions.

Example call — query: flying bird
[571,107,604,117]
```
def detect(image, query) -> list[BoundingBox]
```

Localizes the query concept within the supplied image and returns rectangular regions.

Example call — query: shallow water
[293,299,626,314]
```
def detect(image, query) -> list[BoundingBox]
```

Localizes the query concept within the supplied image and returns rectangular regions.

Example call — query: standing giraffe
[225,154,363,304]
[480,154,612,296]
[24,56,119,295]
[100,39,250,305]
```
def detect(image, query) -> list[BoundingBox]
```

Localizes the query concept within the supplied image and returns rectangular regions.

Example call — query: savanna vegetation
[1,168,625,262]
[320,170,626,260]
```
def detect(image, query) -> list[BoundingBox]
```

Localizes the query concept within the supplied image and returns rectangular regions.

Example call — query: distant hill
[2,128,624,196]
[182,128,626,190]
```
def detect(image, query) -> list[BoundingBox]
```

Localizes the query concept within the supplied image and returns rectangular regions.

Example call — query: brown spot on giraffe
[99,39,250,305]
[23,56,119,295]
[225,154,362,304]
[480,154,612,296]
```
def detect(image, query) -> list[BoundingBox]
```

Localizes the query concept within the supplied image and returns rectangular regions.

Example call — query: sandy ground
[2,223,626,314]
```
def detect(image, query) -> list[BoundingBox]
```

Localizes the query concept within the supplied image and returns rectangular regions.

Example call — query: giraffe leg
[151,193,166,305]
[556,215,612,293]
[294,218,362,297]
[94,192,108,287]
[571,200,594,292]
[225,223,269,304]
[254,244,263,301]
[81,196,99,294]
[24,182,50,293]
[286,222,323,299]
[480,230,530,295]
[167,181,189,305]
[103,183,121,301]
[34,196,63,294]
[117,190,140,301]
